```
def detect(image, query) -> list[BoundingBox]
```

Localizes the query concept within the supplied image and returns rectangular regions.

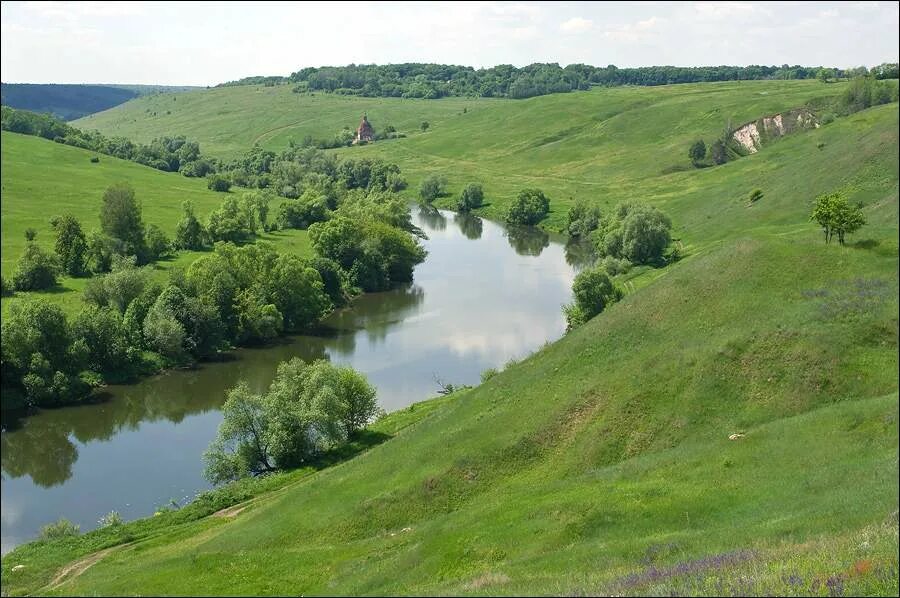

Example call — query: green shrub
[39,518,80,540]
[207,174,232,192]
[593,202,672,266]
[506,188,550,225]
[13,242,60,291]
[419,174,447,203]
[567,199,601,237]
[564,266,623,331]
[749,189,764,204]
[145,224,171,260]
[99,511,124,528]
[480,368,498,383]
[90,156,100,163]
[600,255,632,276]
[456,183,484,212]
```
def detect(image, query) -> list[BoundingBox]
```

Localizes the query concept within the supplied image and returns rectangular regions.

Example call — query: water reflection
[2,206,583,554]
[1,420,77,488]
[416,204,446,231]
[564,238,597,270]
[506,224,550,256]
[453,212,483,240]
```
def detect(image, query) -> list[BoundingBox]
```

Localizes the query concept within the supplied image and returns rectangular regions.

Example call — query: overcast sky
[2,1,898,86]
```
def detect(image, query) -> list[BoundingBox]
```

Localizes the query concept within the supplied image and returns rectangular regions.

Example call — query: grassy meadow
[76,80,855,230]
[0,132,313,316]
[2,80,898,595]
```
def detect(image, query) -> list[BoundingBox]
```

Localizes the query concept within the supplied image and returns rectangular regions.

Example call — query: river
[1,207,588,553]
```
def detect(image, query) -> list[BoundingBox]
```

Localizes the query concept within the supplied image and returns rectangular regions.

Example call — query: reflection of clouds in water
[3,206,582,555]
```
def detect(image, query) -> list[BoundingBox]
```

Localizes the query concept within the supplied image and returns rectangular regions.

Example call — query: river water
[1,207,588,553]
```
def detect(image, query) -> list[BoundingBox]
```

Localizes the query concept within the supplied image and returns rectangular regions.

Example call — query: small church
[355,114,374,144]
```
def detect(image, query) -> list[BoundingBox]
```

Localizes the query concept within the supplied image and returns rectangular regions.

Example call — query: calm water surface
[1,207,588,553]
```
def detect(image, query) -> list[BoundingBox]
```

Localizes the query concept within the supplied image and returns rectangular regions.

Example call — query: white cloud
[693,2,769,20]
[560,16,593,33]
[1,1,898,84]
[602,16,662,42]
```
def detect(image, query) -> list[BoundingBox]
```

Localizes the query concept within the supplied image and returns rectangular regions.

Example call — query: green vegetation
[563,266,622,331]
[418,173,447,203]
[1,79,897,596]
[456,183,484,212]
[1,106,215,176]
[811,191,867,245]
[204,358,378,483]
[506,188,550,225]
[75,80,863,230]
[0,131,423,412]
[592,202,673,266]
[247,62,857,100]
[12,234,60,291]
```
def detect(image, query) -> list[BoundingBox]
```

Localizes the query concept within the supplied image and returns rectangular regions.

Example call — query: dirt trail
[212,504,247,518]
[43,544,130,592]
[251,117,316,146]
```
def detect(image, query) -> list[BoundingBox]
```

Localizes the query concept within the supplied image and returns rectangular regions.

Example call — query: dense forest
[218,62,900,100]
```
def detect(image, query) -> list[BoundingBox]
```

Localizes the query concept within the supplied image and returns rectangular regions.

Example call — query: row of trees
[1,241,337,411]
[2,144,428,411]
[8,184,174,294]
[3,174,428,411]
[250,62,869,100]
[217,143,407,203]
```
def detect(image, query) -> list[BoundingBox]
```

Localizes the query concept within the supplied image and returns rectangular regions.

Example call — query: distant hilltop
[0,83,201,121]
[217,61,900,100]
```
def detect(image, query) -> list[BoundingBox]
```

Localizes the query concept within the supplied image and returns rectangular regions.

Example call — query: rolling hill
[74,80,857,230]
[0,132,313,315]
[2,82,898,596]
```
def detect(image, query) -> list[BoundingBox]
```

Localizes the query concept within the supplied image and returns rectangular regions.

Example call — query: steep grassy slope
[74,85,480,159]
[75,80,853,230]
[3,97,897,595]
[0,132,312,315]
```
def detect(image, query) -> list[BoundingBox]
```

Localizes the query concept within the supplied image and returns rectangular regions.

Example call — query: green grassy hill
[0,132,313,315]
[75,80,855,229]
[3,84,898,596]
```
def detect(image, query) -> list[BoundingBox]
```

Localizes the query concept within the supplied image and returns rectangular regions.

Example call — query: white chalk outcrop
[732,109,818,153]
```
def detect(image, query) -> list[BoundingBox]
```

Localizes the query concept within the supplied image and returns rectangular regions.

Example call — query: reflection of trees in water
[1,268,422,489]
[564,238,597,270]
[2,417,77,488]
[0,346,321,487]
[416,205,446,232]
[453,213,483,240]
[317,284,425,354]
[505,225,550,256]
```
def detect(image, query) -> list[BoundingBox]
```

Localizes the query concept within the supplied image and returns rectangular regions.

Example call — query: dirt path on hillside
[251,117,317,146]
[42,544,131,592]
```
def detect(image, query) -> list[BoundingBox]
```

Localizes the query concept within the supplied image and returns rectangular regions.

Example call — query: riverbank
[1,206,583,553]
[1,392,456,595]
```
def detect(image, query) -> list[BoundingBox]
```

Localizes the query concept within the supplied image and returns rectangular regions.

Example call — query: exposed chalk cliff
[732,108,818,153]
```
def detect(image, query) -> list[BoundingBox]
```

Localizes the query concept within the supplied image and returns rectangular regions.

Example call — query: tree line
[1,161,427,412]
[212,62,899,100]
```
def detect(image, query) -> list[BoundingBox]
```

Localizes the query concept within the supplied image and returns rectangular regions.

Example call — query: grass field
[0,132,313,316]
[3,82,898,595]
[75,80,855,230]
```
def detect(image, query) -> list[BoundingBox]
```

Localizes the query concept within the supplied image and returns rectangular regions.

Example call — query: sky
[1,1,898,86]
